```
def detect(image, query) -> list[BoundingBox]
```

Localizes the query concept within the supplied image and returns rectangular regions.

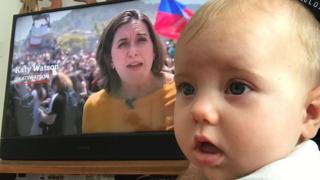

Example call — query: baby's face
[174,7,309,179]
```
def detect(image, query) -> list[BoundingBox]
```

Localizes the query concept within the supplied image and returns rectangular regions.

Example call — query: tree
[57,33,87,54]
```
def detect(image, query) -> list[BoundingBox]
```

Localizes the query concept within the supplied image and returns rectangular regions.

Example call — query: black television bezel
[0,0,185,160]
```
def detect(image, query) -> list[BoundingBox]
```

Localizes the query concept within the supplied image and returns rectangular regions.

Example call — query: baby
[174,0,320,179]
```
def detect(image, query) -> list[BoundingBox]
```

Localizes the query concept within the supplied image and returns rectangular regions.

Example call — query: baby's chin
[201,168,237,180]
[189,157,256,180]
[201,167,251,180]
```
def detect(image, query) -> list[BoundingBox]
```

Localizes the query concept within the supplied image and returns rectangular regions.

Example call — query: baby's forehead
[182,2,300,47]
[177,0,320,87]
[191,1,298,37]
[178,0,311,62]
[177,2,305,66]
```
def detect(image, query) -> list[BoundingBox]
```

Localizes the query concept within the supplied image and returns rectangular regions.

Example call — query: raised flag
[155,0,194,40]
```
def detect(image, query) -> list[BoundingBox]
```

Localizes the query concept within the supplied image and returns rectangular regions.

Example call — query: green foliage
[93,22,108,38]
[57,33,87,53]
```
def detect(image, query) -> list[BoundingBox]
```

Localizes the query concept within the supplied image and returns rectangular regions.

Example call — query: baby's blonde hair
[293,2,320,86]
[179,0,320,87]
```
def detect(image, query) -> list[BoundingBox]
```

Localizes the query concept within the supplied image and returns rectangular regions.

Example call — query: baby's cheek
[174,114,193,153]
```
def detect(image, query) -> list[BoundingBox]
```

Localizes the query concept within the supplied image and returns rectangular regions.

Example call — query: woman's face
[111,20,154,85]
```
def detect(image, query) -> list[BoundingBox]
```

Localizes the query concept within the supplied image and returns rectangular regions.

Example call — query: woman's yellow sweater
[82,81,176,133]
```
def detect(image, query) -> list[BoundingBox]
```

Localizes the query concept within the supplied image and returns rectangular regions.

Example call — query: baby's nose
[190,97,220,125]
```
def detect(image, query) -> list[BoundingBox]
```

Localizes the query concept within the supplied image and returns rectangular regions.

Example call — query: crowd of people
[10,47,99,136]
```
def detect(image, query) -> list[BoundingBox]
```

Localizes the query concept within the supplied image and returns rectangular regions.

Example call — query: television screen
[1,0,206,160]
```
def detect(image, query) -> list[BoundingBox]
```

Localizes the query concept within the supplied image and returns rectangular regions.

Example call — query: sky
[15,10,71,42]
[14,0,208,42]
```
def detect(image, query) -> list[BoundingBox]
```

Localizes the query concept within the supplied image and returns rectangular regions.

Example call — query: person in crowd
[70,71,88,100]
[30,82,47,135]
[163,40,176,74]
[82,9,175,133]
[85,57,100,93]
[163,55,175,74]
[89,68,103,93]
[166,39,176,60]
[39,72,81,135]
[174,0,320,179]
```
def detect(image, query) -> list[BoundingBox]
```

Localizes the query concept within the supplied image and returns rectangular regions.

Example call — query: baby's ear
[303,86,320,139]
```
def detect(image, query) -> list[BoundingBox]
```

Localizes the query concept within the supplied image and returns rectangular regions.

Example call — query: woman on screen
[82,9,175,133]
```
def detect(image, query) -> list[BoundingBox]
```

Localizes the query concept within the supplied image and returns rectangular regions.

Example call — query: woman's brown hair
[51,72,73,93]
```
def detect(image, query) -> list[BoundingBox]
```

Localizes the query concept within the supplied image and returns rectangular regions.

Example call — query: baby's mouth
[193,136,224,166]
[198,142,221,154]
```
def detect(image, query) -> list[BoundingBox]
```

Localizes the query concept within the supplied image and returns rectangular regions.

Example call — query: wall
[0,0,104,134]
[0,1,20,135]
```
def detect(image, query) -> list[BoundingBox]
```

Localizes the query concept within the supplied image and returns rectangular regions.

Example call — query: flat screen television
[1,0,205,160]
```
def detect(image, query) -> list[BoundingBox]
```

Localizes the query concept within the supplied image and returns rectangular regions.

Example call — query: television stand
[0,160,189,175]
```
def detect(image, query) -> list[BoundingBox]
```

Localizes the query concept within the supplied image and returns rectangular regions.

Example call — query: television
[0,0,205,160]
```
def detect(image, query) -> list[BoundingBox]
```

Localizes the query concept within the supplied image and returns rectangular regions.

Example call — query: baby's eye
[177,82,195,96]
[225,81,251,95]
